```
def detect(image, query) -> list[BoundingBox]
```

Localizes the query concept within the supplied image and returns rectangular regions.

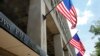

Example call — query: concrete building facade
[0,0,76,56]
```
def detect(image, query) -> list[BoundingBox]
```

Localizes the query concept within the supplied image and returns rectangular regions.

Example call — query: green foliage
[89,20,100,35]
[95,39,100,56]
[89,20,100,56]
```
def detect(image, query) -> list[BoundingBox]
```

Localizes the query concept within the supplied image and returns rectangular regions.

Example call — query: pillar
[64,50,69,56]
[27,0,47,53]
[54,34,65,56]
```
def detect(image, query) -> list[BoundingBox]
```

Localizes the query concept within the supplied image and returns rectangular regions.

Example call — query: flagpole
[63,39,71,51]
[63,36,74,51]
[63,31,79,50]
[43,0,62,20]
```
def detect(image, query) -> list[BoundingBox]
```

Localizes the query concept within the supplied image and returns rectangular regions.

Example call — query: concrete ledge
[0,28,39,56]
[0,12,47,56]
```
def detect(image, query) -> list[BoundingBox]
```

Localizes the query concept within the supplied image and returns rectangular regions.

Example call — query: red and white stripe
[56,1,77,28]
[80,50,85,56]
[69,39,85,56]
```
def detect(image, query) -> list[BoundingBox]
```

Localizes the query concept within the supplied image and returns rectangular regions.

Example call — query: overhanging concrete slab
[0,28,39,56]
[0,12,47,56]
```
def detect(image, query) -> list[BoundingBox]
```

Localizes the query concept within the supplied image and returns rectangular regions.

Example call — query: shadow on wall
[0,0,29,33]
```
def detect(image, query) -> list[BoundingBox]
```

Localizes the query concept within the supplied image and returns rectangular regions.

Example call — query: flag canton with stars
[63,0,72,10]
[69,33,85,56]
[73,34,85,51]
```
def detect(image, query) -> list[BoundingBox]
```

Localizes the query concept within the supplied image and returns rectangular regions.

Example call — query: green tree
[89,20,100,36]
[95,39,100,56]
[89,20,100,56]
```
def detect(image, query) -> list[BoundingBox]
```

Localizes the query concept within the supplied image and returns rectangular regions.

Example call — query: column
[64,50,69,56]
[27,0,47,53]
[54,34,65,56]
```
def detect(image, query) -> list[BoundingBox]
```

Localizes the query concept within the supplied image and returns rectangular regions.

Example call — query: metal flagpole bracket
[42,0,62,20]
[43,15,46,20]
[63,43,69,51]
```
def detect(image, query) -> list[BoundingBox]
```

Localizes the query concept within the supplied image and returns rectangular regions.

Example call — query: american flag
[56,0,77,29]
[69,33,85,56]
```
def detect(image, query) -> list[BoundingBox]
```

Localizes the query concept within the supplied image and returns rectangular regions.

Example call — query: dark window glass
[0,0,29,33]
